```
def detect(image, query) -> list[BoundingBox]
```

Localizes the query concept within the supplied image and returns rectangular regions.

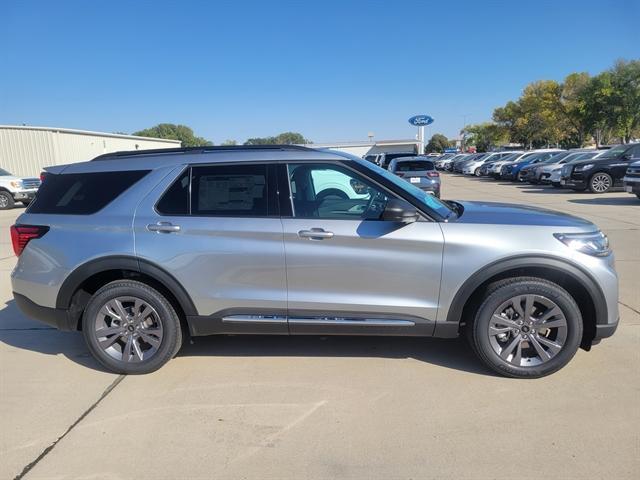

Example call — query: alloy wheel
[0,195,8,208]
[488,294,567,367]
[591,174,611,193]
[94,296,164,363]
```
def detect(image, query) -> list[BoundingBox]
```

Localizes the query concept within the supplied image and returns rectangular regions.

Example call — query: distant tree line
[461,59,640,152]
[131,124,311,148]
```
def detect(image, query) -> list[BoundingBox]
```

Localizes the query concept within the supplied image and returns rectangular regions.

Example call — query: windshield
[597,145,628,159]
[541,151,570,164]
[496,153,518,163]
[357,159,456,220]
[0,168,12,176]
[569,151,599,162]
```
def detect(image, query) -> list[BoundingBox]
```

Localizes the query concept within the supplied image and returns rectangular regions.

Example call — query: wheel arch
[444,255,607,349]
[56,256,198,330]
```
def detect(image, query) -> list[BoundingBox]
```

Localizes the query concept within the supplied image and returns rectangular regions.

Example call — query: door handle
[147,222,181,233]
[298,228,334,240]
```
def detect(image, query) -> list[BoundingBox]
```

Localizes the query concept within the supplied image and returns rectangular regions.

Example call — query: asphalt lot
[1,174,638,480]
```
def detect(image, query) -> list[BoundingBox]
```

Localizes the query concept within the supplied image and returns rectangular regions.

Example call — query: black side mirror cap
[382,198,419,223]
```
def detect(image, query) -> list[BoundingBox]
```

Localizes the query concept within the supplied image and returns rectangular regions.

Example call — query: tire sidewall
[82,281,181,374]
[473,281,583,378]
[590,172,612,194]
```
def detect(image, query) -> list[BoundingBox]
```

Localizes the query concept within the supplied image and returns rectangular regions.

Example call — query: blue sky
[1,0,638,143]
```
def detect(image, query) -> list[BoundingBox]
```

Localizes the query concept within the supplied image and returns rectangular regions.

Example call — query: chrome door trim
[222,315,288,324]
[288,317,415,327]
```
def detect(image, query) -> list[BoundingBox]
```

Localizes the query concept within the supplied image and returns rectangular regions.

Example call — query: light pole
[461,115,469,151]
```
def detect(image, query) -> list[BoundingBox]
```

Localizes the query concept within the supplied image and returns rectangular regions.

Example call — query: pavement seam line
[619,301,640,315]
[13,374,126,480]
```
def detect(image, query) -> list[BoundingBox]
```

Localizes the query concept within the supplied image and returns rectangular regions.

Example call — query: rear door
[134,162,288,334]
[279,162,444,336]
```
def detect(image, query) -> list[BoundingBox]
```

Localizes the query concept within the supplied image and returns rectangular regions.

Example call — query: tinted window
[395,161,434,171]
[157,169,189,215]
[28,170,149,214]
[191,164,269,216]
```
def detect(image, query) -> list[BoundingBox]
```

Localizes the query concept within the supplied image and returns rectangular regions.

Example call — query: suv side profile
[561,143,640,193]
[11,146,618,378]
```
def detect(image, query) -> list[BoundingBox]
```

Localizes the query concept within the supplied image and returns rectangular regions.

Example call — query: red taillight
[10,225,49,256]
[427,171,440,178]
[39,172,47,183]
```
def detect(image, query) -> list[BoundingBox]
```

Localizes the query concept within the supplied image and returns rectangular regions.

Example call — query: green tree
[244,132,310,145]
[558,72,592,147]
[463,123,509,152]
[425,133,450,153]
[220,139,237,146]
[133,124,212,147]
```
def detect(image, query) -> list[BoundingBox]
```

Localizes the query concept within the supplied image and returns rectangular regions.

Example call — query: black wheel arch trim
[56,255,198,316]
[444,254,608,327]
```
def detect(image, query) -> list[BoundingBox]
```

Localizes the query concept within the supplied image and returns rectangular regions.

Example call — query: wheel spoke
[529,334,552,360]
[111,299,129,321]
[511,296,525,319]
[523,295,534,321]
[489,325,512,336]
[535,335,563,354]
[99,333,122,349]
[500,334,521,360]
[537,306,562,323]
[96,326,123,338]
[139,330,161,348]
[101,304,121,320]
[491,315,518,329]
[121,336,133,362]
[537,318,566,330]
[132,338,144,361]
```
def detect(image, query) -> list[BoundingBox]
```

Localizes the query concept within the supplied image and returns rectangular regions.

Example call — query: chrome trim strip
[222,315,288,324]
[288,317,415,327]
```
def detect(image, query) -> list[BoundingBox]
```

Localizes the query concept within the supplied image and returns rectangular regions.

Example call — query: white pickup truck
[0,168,41,209]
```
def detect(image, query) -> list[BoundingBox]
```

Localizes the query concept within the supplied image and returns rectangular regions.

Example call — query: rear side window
[191,164,269,216]
[156,169,190,215]
[28,170,149,215]
[395,161,434,172]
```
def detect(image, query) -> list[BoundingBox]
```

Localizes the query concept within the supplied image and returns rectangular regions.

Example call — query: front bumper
[13,292,77,331]
[13,189,38,201]
[623,176,640,194]
[594,319,619,341]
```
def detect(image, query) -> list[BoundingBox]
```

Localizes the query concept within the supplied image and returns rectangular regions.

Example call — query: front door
[280,162,444,336]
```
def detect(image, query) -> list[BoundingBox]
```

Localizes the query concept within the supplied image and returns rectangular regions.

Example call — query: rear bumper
[13,190,38,201]
[623,176,640,193]
[13,292,76,331]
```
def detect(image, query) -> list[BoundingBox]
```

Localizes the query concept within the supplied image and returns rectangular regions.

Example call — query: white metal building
[0,125,181,177]
[303,139,420,158]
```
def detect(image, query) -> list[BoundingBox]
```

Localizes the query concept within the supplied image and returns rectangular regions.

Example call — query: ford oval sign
[408,115,434,127]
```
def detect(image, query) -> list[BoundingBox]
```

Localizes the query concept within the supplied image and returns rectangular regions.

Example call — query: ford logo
[408,115,434,126]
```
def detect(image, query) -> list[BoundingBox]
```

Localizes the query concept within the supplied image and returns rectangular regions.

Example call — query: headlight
[9,180,23,189]
[574,163,594,171]
[554,231,610,257]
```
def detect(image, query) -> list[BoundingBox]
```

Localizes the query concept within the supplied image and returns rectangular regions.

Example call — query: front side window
[288,163,390,220]
[191,164,269,216]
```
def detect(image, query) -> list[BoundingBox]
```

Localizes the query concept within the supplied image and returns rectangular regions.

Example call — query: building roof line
[0,125,182,143]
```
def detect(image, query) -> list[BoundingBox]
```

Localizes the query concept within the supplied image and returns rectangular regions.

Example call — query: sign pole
[419,125,425,154]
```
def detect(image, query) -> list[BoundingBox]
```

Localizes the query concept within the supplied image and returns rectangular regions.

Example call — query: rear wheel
[474,168,481,177]
[82,280,183,374]
[589,172,612,193]
[466,277,582,378]
[0,191,14,210]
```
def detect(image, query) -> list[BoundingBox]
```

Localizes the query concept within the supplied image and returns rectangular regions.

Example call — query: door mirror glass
[381,198,419,223]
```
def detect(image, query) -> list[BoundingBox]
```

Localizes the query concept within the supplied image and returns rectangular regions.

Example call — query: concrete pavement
[1,175,638,479]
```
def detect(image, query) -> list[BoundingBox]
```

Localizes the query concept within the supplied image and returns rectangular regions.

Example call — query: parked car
[519,151,574,184]
[388,156,441,197]
[487,151,529,178]
[453,153,484,173]
[0,168,41,209]
[377,152,419,169]
[547,152,604,188]
[501,150,564,181]
[462,152,513,176]
[622,161,640,200]
[534,151,603,185]
[443,154,469,171]
[11,145,618,378]
[560,143,640,193]
[434,153,455,170]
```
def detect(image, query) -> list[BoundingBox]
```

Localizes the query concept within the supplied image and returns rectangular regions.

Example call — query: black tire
[0,191,14,210]
[20,200,31,207]
[589,172,613,194]
[82,280,183,374]
[466,277,583,379]
[636,194,640,200]
[316,188,348,202]
[551,183,562,189]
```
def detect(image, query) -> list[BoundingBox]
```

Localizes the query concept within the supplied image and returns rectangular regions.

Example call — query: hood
[454,201,595,227]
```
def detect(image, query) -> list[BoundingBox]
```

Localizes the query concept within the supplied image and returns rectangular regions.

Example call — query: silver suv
[11,146,619,377]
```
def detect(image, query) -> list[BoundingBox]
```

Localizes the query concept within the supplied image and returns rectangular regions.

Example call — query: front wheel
[0,191,14,210]
[82,280,183,374]
[466,277,582,378]
[589,172,612,193]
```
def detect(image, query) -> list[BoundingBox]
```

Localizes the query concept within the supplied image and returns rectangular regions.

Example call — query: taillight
[10,225,49,256]
[427,171,439,178]
[39,172,47,183]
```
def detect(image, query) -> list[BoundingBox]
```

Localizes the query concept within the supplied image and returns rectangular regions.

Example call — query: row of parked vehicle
[432,144,640,198]
[363,152,442,197]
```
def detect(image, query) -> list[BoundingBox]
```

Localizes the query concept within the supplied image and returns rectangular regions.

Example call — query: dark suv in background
[561,144,640,193]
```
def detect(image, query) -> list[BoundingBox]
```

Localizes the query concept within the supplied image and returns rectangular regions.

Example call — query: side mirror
[382,198,419,223]
[622,153,632,161]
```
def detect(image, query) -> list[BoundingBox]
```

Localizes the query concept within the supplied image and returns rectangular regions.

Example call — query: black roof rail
[91,144,314,161]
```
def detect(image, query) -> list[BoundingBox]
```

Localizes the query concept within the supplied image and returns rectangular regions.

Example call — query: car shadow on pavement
[0,300,496,377]
[569,197,639,206]
[179,334,497,377]
[0,300,109,372]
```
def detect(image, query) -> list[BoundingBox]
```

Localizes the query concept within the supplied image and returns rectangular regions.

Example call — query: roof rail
[91,144,314,161]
